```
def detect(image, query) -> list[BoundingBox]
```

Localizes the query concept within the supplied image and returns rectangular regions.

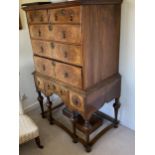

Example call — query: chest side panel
[81,5,121,89]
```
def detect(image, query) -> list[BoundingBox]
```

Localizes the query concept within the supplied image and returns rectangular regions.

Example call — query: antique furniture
[22,0,122,152]
[19,100,43,148]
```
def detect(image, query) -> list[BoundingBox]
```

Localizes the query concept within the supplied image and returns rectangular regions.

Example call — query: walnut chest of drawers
[23,0,122,120]
[23,0,122,151]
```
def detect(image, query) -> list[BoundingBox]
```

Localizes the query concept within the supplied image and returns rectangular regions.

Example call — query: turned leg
[47,96,53,125]
[71,112,78,143]
[84,120,91,153]
[35,137,43,149]
[37,91,45,118]
[113,98,121,128]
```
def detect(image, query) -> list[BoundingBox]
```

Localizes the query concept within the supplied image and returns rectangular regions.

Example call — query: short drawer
[69,92,84,112]
[51,25,81,43]
[27,10,48,24]
[52,42,82,66]
[48,6,81,24]
[33,56,54,77]
[44,80,54,96]
[44,80,69,101]
[29,25,52,40]
[31,40,53,58]
[57,86,69,102]
[55,62,82,88]
[30,24,81,44]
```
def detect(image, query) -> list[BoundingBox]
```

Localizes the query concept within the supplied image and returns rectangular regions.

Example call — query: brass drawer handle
[38,29,41,37]
[40,16,43,22]
[64,51,68,58]
[70,15,73,21]
[42,64,46,71]
[55,9,74,17]
[52,85,56,90]
[62,31,66,39]
[59,89,64,95]
[37,81,40,85]
[64,72,69,78]
[48,24,53,31]
[54,14,58,21]
[40,46,44,53]
[51,61,56,66]
[72,96,81,107]
[60,9,66,15]
[47,84,50,89]
[51,42,55,49]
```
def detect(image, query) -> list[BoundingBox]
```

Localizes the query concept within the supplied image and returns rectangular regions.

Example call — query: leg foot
[35,137,43,149]
[85,145,92,153]
[113,98,121,128]
[114,122,119,128]
[72,136,78,143]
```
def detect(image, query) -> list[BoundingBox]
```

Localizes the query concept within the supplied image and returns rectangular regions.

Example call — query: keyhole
[64,72,68,78]
[70,16,73,21]
[62,31,66,39]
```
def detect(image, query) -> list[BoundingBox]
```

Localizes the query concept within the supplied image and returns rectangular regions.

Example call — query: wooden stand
[39,96,121,153]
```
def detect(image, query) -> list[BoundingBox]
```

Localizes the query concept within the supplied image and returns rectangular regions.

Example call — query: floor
[19,107,135,155]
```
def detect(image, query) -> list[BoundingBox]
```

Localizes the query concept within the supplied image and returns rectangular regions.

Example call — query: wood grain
[55,62,82,88]
[27,10,48,23]
[31,40,53,58]
[52,42,82,66]
[33,56,54,77]
[30,24,81,44]
[48,6,81,24]
[82,5,121,89]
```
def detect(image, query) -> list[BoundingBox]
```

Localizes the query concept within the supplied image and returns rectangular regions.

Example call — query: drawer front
[52,42,82,66]
[35,76,44,91]
[55,62,82,88]
[51,25,81,43]
[34,56,54,77]
[27,10,48,24]
[30,25,81,44]
[31,40,53,58]
[30,25,52,40]
[44,80,69,101]
[48,6,81,23]
[57,86,69,102]
[69,92,84,112]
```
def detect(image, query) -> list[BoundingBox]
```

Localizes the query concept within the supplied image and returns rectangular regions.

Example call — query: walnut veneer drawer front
[48,6,81,23]
[30,25,81,44]
[32,40,53,58]
[27,10,48,24]
[34,56,54,77]
[55,62,82,89]
[52,42,82,66]
[32,40,82,66]
[70,92,84,112]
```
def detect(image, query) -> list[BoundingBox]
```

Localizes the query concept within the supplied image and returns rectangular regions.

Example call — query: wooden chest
[23,0,122,121]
